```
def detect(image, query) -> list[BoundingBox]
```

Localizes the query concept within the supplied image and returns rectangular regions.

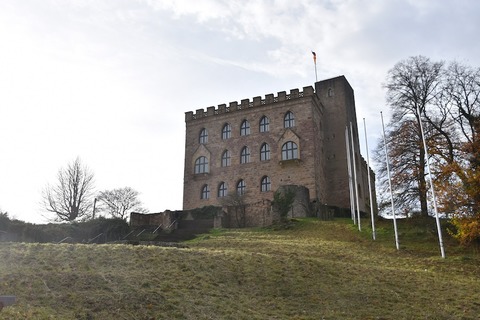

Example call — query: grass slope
[0,218,479,319]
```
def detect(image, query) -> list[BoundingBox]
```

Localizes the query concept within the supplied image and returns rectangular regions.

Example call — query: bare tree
[432,62,480,218]
[379,56,480,243]
[42,157,95,222]
[96,187,148,220]
[380,55,444,217]
[374,118,423,216]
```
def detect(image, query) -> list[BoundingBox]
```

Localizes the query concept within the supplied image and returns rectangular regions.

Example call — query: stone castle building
[183,76,377,226]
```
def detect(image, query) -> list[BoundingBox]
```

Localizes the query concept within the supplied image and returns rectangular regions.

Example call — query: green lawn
[0,218,479,319]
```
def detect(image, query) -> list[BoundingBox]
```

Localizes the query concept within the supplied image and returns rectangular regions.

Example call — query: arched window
[240,146,250,164]
[261,176,271,192]
[194,156,209,174]
[260,143,270,161]
[240,120,250,136]
[281,141,298,160]
[259,116,269,133]
[221,150,231,167]
[201,184,210,199]
[284,111,295,128]
[218,182,227,197]
[199,128,208,144]
[237,179,246,195]
[222,123,231,140]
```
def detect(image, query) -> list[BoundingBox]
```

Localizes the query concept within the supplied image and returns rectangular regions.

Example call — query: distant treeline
[0,213,129,243]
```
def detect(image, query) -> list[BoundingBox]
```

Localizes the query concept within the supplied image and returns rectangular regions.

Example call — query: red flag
[312,51,316,64]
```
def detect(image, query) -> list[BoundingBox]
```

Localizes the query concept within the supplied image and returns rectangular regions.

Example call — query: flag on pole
[311,51,317,64]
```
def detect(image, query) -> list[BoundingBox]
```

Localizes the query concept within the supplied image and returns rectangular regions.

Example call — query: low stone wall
[131,199,350,232]
[130,211,179,229]
[277,185,311,218]
[220,199,275,228]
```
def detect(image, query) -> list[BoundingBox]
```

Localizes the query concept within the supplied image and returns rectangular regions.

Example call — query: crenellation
[185,86,315,122]
[265,94,274,104]
[253,96,262,107]
[303,86,314,96]
[207,106,215,116]
[241,99,249,109]
[217,104,227,114]
[195,109,205,118]
[290,88,299,98]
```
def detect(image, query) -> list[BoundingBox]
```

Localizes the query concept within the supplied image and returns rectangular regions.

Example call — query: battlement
[185,86,315,122]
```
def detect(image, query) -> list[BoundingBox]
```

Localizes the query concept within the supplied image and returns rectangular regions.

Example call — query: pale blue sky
[1,0,479,223]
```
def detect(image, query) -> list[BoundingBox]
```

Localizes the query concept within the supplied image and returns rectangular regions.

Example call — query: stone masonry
[183,76,377,225]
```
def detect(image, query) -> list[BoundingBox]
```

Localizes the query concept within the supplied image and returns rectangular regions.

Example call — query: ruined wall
[275,185,311,219]
[220,199,275,228]
[130,211,176,228]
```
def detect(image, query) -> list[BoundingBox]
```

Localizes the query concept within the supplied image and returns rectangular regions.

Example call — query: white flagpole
[345,126,356,224]
[381,111,400,250]
[414,97,446,258]
[350,122,361,231]
[363,118,376,240]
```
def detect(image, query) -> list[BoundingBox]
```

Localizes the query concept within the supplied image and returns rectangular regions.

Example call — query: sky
[1,0,479,224]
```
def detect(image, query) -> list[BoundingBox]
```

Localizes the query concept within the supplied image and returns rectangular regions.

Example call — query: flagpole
[363,118,376,240]
[345,126,356,224]
[381,111,400,250]
[312,51,318,82]
[413,80,445,258]
[350,122,361,231]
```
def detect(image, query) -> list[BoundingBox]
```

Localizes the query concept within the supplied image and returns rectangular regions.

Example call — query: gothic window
[222,123,231,139]
[201,184,210,199]
[218,182,227,197]
[199,128,208,144]
[194,156,209,174]
[284,111,295,128]
[259,116,269,133]
[240,120,250,136]
[261,176,271,192]
[260,143,270,161]
[221,150,231,167]
[281,141,298,160]
[240,146,250,164]
[237,179,246,195]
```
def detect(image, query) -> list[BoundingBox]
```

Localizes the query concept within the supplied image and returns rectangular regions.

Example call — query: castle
[183,76,377,227]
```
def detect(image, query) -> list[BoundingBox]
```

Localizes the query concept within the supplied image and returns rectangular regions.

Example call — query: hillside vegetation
[0,218,479,319]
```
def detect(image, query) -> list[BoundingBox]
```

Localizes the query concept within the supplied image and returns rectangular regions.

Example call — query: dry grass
[0,218,479,319]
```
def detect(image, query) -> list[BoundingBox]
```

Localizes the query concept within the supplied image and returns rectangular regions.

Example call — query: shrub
[449,215,480,247]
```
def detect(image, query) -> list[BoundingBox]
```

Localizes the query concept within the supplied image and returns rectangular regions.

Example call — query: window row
[200,176,272,199]
[198,111,295,143]
[194,141,298,174]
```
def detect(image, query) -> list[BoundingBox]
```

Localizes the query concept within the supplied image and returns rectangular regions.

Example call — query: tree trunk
[417,121,429,217]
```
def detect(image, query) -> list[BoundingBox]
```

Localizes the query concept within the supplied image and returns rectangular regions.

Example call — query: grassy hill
[0,218,479,319]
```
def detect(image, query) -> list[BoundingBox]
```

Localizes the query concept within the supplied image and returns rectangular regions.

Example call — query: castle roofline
[185,75,350,122]
[315,75,352,91]
[185,85,315,122]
